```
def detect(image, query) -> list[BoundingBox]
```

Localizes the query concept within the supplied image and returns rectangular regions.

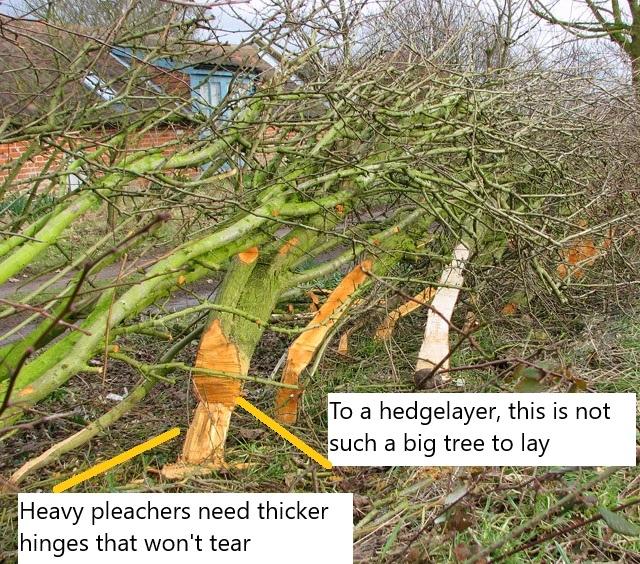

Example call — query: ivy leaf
[515,376,546,392]
[599,507,640,536]
[513,366,545,392]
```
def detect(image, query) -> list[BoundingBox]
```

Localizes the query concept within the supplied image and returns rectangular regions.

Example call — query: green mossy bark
[0,220,276,429]
[199,215,338,370]
[0,101,266,284]
[0,297,99,384]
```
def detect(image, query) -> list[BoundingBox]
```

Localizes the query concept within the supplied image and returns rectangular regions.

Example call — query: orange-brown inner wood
[278,236,300,257]
[179,318,249,466]
[180,402,233,465]
[275,260,372,423]
[375,287,435,340]
[193,318,247,406]
[238,246,259,264]
[556,238,598,280]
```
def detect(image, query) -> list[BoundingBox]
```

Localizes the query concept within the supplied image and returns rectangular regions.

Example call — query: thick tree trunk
[162,222,331,476]
[162,251,278,476]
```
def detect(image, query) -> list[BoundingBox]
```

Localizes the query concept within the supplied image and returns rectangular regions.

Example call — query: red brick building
[0,16,272,194]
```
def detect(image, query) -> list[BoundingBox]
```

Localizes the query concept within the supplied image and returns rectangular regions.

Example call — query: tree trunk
[170,253,280,473]
[162,222,332,476]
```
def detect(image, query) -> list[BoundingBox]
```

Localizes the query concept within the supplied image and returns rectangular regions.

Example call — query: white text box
[327,393,636,466]
[18,493,353,563]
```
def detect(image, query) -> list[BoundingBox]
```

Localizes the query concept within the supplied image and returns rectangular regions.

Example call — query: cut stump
[161,317,248,479]
[414,242,469,389]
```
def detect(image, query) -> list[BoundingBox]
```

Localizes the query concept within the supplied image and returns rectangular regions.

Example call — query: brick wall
[0,124,284,196]
[0,126,190,192]
[0,141,43,184]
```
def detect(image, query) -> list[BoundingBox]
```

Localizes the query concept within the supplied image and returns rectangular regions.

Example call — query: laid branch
[274,260,373,424]
[9,324,203,485]
[374,287,435,341]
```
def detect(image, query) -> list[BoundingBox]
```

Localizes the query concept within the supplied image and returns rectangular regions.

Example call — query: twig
[0,348,33,417]
[0,299,91,335]
[492,496,640,562]
[0,411,77,436]
[466,467,622,562]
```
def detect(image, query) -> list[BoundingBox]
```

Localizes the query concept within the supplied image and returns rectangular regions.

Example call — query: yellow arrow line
[52,397,331,493]
[52,427,180,493]
[235,396,333,470]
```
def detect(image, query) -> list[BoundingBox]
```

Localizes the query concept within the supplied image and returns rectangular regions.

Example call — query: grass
[334,312,640,562]
[1,312,638,562]
[0,229,638,562]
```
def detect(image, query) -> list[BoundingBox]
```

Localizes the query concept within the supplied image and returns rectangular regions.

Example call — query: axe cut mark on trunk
[414,242,470,389]
[274,260,372,424]
[162,319,248,478]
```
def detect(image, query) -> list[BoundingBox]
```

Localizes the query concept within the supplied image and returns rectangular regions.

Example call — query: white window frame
[197,79,222,113]
[82,72,118,102]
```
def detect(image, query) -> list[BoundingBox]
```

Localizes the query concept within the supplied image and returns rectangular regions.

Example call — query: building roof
[0,16,272,128]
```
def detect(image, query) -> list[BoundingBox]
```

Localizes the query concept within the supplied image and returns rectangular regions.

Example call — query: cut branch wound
[274,260,372,424]
[375,287,436,341]
[180,319,248,467]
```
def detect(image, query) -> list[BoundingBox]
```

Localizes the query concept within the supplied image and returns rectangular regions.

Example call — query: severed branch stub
[374,287,436,341]
[414,243,470,390]
[274,261,372,424]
